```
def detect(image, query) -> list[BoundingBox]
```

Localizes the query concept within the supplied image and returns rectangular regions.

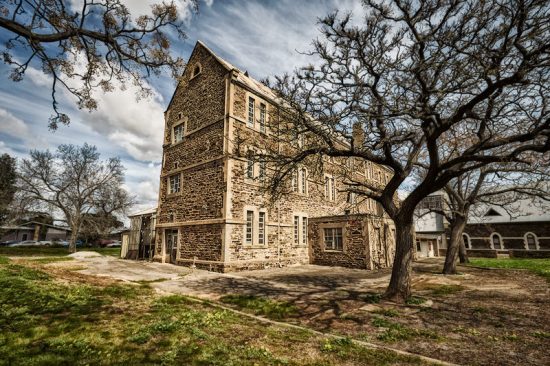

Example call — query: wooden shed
[122,207,157,260]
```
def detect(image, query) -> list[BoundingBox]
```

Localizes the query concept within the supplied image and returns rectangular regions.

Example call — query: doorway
[165,229,179,264]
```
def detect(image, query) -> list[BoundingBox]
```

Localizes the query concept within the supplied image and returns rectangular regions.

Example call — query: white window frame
[291,169,298,192]
[324,227,344,251]
[247,97,255,127]
[190,62,202,79]
[243,206,268,246]
[259,159,266,182]
[490,232,504,250]
[246,150,255,179]
[300,167,308,195]
[292,213,308,246]
[293,215,299,245]
[245,210,254,245]
[173,123,185,144]
[324,174,335,201]
[258,211,266,245]
[168,174,181,194]
[259,103,266,133]
[302,217,308,246]
[524,232,539,250]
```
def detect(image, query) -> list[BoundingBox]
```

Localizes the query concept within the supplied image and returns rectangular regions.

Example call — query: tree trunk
[69,229,78,253]
[443,215,466,274]
[458,239,470,264]
[384,218,415,303]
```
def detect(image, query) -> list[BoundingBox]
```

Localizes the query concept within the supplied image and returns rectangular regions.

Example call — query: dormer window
[485,208,501,217]
[191,63,202,79]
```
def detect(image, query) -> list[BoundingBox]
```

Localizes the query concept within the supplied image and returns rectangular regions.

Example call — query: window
[22,234,28,241]
[485,208,502,217]
[463,234,471,249]
[173,123,184,143]
[246,154,254,179]
[294,216,299,245]
[324,228,343,251]
[246,211,254,244]
[300,168,307,194]
[192,63,201,78]
[259,103,266,132]
[292,169,298,192]
[169,174,181,194]
[347,192,356,205]
[324,175,335,201]
[259,160,266,181]
[302,217,308,246]
[248,97,255,127]
[258,212,266,245]
[491,233,503,249]
[416,240,421,252]
[525,233,538,250]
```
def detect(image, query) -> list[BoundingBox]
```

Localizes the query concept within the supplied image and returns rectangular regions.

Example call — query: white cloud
[0,108,29,138]
[194,0,366,79]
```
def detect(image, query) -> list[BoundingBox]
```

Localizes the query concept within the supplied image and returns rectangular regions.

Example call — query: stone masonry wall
[155,43,228,263]
[309,215,395,269]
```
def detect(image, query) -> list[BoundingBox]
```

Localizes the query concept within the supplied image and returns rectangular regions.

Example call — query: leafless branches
[1,0,196,128]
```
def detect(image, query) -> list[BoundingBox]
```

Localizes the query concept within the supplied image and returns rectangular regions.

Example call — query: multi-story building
[153,41,396,271]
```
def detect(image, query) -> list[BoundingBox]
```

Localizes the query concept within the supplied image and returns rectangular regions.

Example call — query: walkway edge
[161,290,461,366]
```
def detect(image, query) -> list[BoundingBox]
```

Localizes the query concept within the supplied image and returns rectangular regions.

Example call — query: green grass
[0,259,426,366]
[0,246,120,257]
[469,258,550,281]
[429,285,465,296]
[220,294,298,320]
[371,317,441,343]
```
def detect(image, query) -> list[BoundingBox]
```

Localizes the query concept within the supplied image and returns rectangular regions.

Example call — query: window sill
[324,250,344,253]
[243,245,268,249]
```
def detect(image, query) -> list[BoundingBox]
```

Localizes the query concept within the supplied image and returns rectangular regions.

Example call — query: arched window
[192,63,202,78]
[524,233,538,250]
[491,233,503,250]
[462,233,471,249]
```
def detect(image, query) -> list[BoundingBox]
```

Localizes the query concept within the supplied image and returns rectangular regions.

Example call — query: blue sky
[0,0,365,213]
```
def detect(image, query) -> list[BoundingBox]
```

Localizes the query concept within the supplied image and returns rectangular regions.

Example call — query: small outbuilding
[122,207,157,260]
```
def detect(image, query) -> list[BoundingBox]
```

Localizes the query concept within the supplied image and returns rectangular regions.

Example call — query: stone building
[460,200,550,258]
[153,41,395,271]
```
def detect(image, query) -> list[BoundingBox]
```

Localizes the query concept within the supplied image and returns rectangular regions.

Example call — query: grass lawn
[468,258,550,281]
[0,255,426,366]
[0,246,121,257]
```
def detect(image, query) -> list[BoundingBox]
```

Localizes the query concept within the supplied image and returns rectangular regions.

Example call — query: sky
[0,0,366,215]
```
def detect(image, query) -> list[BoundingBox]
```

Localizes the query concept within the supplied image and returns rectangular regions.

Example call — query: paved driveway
[66,253,394,304]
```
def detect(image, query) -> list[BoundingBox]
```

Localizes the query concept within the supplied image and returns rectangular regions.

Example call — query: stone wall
[155,43,228,263]
[309,215,395,269]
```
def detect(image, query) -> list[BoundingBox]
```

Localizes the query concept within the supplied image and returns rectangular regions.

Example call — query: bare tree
[264,0,550,301]
[0,154,17,227]
[0,0,196,129]
[417,162,550,275]
[17,143,132,252]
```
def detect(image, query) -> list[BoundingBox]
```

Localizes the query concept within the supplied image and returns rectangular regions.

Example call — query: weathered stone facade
[153,41,395,271]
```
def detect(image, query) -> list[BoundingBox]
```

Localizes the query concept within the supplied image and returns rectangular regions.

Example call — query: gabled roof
[165,40,279,112]
[469,198,550,224]
[128,207,158,217]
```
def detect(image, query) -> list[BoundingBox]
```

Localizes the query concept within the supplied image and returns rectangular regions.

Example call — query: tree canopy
[17,143,132,252]
[0,0,196,128]
[265,0,550,301]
